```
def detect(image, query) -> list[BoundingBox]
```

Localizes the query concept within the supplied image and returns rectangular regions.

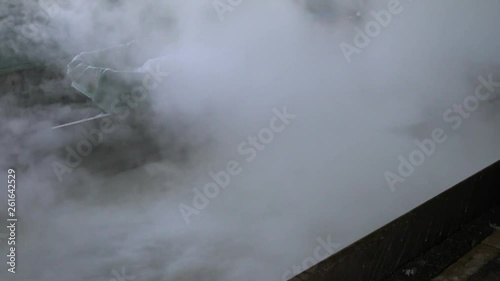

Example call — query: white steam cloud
[1,0,500,280]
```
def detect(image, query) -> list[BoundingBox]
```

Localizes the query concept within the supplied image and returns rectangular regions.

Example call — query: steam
[1,0,500,280]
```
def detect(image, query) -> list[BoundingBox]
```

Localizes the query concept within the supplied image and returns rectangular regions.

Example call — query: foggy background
[1,0,500,280]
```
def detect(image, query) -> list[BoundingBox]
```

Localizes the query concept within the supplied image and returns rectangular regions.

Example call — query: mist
[1,0,500,280]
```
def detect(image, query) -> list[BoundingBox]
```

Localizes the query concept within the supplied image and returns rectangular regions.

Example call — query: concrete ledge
[433,231,500,281]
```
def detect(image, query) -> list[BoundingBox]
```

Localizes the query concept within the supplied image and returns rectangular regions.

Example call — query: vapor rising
[1,0,500,280]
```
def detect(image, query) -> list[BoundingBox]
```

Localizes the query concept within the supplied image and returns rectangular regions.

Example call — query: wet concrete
[468,254,500,281]
[433,238,500,280]
[384,207,500,281]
